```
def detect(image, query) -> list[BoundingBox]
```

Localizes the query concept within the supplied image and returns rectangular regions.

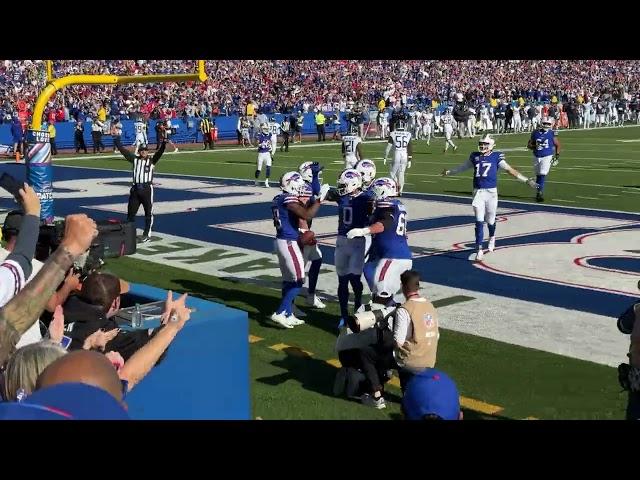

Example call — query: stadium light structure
[27,60,208,222]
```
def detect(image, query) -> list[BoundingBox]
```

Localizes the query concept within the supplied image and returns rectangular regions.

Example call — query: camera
[617,281,640,334]
[347,304,399,333]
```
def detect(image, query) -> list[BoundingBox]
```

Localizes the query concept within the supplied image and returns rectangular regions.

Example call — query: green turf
[104,255,628,420]
[57,126,640,213]
[62,126,639,419]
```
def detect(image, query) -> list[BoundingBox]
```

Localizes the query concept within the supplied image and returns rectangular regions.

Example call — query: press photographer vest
[395,298,438,372]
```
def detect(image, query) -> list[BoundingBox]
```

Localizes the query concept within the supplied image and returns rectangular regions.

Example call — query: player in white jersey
[241,116,252,147]
[512,106,522,133]
[378,110,389,139]
[413,108,423,140]
[421,108,434,145]
[408,106,418,139]
[479,105,491,132]
[466,108,477,137]
[133,118,148,155]
[440,109,458,152]
[383,118,413,196]
[268,117,280,155]
[341,124,363,168]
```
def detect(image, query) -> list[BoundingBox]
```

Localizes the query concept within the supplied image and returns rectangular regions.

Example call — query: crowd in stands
[1,60,640,126]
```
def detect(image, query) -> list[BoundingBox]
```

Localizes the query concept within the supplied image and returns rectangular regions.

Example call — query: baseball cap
[402,368,460,420]
[0,383,130,420]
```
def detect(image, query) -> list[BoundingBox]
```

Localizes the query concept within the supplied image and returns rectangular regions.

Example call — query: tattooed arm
[0,214,98,365]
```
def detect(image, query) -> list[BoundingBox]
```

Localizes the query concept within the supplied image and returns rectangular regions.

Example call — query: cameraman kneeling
[359,270,439,409]
[618,291,640,420]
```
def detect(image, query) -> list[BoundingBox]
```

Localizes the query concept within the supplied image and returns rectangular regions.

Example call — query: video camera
[617,280,640,334]
[347,303,399,333]
[35,219,137,281]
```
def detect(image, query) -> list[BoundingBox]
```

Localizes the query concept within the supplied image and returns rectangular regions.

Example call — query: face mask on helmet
[355,160,376,187]
[280,172,304,195]
[337,170,362,196]
[478,141,491,153]
[261,124,269,134]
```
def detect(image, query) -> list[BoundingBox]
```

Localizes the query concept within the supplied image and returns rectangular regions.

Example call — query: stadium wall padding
[0,113,357,149]
[122,283,251,420]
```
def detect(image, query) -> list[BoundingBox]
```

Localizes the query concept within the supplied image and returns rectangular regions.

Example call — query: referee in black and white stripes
[114,137,166,243]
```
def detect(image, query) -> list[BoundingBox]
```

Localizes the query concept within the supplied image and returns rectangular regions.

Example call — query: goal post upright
[28,60,208,222]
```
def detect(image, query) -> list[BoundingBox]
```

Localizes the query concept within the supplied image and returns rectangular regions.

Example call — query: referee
[200,116,214,150]
[114,137,166,243]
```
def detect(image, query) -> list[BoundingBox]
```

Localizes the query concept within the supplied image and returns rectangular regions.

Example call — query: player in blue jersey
[270,171,325,328]
[255,123,272,188]
[347,177,412,300]
[354,159,378,293]
[442,135,538,261]
[297,161,331,312]
[527,116,561,202]
[333,168,373,324]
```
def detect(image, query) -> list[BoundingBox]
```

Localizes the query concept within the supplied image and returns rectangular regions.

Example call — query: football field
[10,125,640,420]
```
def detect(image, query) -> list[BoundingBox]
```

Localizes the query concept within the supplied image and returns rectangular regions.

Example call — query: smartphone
[60,335,72,350]
[0,173,23,200]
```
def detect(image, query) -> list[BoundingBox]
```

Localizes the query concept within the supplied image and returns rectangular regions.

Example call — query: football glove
[318,183,331,202]
[383,157,387,165]
[526,178,539,189]
[551,154,560,167]
[310,162,323,177]
[346,227,370,239]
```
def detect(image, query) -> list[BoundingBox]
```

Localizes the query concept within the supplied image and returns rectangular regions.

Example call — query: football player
[270,171,323,328]
[527,116,561,202]
[133,116,148,155]
[421,108,434,145]
[298,161,331,311]
[347,177,412,301]
[255,123,272,187]
[268,116,280,155]
[383,118,413,196]
[342,124,364,169]
[443,135,538,261]
[331,169,372,325]
[354,159,378,294]
[440,107,457,153]
[241,116,252,147]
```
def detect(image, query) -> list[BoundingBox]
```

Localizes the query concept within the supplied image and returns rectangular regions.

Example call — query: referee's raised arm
[151,140,166,165]
[113,136,136,163]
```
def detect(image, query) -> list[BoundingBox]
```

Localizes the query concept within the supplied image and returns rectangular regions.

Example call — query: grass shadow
[172,278,341,335]
[256,347,339,398]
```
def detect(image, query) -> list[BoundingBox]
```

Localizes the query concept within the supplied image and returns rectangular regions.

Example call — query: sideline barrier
[121,282,250,420]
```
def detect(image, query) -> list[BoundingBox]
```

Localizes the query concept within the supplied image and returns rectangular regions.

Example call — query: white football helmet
[370,177,398,200]
[337,169,363,196]
[260,123,269,134]
[280,171,306,195]
[298,161,314,183]
[478,134,495,154]
[541,117,554,131]
[355,159,376,187]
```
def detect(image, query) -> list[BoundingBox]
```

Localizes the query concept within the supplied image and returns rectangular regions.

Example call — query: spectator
[0,214,98,366]
[61,271,166,362]
[401,368,462,420]
[2,341,67,401]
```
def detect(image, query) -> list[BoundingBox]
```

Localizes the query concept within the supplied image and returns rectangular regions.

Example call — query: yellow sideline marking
[269,343,313,357]
[249,335,264,344]
[265,348,512,417]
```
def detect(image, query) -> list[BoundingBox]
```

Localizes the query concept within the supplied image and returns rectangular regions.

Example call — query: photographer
[334,293,396,400]
[617,284,640,419]
[357,270,439,409]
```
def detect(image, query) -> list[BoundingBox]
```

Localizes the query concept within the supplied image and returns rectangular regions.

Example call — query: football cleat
[270,312,294,329]
[488,237,496,252]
